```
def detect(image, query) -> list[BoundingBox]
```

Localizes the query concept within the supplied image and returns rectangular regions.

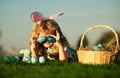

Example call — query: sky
[0,0,120,51]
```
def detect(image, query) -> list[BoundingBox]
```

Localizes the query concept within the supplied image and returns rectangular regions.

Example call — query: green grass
[0,59,120,78]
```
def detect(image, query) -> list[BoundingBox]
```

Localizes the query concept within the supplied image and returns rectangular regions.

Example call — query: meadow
[0,59,120,78]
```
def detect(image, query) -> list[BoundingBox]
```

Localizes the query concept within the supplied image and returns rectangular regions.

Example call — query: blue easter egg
[39,56,46,63]
[91,45,100,50]
[13,56,20,61]
[19,56,23,61]
[31,57,38,64]
[47,36,56,43]
[97,44,103,48]
[37,36,46,43]
[3,56,10,61]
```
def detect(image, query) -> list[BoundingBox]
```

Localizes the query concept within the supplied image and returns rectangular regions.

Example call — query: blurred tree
[0,29,1,39]
[0,29,4,57]
[96,31,120,45]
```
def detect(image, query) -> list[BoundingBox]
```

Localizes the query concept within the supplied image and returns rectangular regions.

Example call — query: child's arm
[55,41,68,61]
[30,35,37,57]
[29,28,39,57]
[29,33,39,63]
[54,31,69,61]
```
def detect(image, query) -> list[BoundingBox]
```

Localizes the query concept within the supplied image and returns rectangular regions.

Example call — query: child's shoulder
[67,47,78,62]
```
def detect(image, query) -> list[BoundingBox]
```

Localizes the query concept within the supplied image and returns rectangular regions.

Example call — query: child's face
[40,31,55,48]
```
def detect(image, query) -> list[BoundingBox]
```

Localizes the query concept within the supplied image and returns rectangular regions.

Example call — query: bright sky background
[0,0,120,51]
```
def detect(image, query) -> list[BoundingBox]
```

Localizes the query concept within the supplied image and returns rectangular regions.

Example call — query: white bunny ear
[49,12,64,20]
[19,49,24,54]
[30,12,44,23]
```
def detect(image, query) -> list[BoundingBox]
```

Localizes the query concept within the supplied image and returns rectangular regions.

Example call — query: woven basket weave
[77,25,119,64]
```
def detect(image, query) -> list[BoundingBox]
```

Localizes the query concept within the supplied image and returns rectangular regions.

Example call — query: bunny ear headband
[30,12,64,23]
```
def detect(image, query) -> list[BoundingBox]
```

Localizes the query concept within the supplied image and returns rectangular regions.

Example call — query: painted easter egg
[37,36,46,43]
[97,43,103,48]
[3,55,10,61]
[31,57,38,64]
[18,56,23,61]
[91,45,100,50]
[13,56,20,61]
[48,47,52,53]
[39,56,46,63]
[47,36,56,43]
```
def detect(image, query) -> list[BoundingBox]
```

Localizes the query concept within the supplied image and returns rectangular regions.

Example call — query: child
[29,12,77,63]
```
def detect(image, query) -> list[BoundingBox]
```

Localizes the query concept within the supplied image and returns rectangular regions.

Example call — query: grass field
[0,59,120,78]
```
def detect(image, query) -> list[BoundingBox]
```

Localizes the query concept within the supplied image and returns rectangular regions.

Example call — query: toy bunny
[19,49,31,63]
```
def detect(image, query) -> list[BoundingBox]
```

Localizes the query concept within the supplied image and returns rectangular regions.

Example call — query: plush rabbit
[19,49,31,63]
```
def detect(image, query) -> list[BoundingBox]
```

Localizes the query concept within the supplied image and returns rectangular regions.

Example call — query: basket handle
[79,25,119,54]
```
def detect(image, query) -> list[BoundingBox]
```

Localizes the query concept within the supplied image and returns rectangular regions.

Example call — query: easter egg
[39,56,46,63]
[3,56,10,61]
[47,36,56,43]
[97,43,103,48]
[19,56,23,61]
[13,56,20,61]
[31,57,38,64]
[91,45,100,50]
[48,47,52,53]
[37,36,46,43]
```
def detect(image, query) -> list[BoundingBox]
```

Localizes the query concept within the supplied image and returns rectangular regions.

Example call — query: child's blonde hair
[29,19,69,58]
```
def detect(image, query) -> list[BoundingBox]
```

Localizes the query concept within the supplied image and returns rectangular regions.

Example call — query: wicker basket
[77,25,119,64]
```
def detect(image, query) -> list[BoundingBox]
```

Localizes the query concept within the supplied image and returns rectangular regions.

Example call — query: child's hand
[50,30,61,47]
[54,30,62,47]
[55,30,60,41]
